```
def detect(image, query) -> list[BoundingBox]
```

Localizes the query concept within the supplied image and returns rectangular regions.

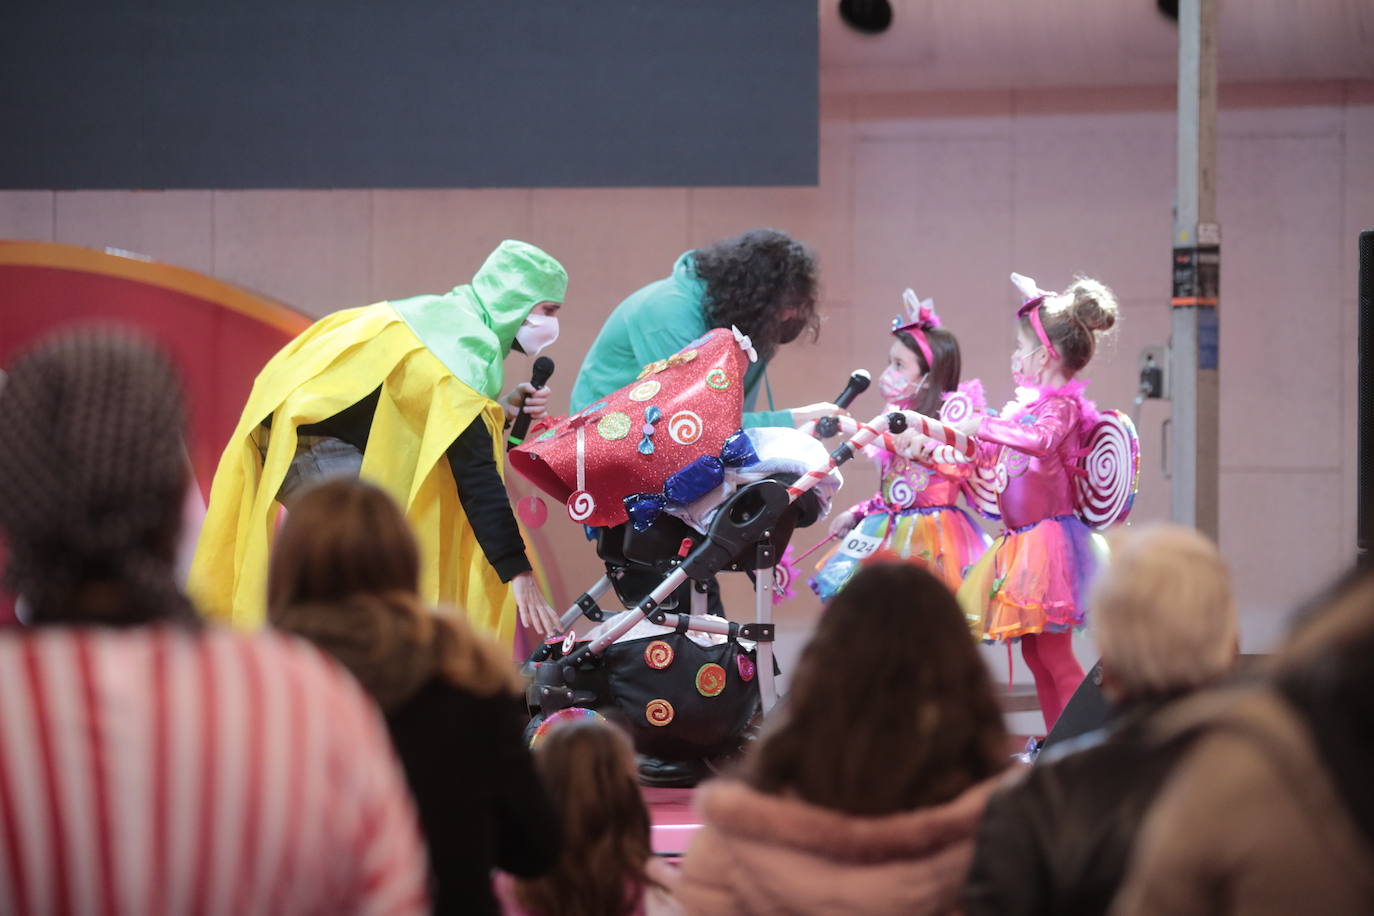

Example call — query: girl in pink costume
[811,290,990,599]
[953,274,1118,730]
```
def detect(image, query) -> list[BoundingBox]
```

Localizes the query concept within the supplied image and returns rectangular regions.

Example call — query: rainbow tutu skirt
[957,513,1108,641]
[810,504,991,600]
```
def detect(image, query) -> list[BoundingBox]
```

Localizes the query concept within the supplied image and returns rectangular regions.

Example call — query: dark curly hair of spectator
[692,228,820,363]
[0,329,196,626]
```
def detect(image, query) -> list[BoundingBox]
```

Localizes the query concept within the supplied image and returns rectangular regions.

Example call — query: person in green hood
[571,228,842,427]
[191,240,567,644]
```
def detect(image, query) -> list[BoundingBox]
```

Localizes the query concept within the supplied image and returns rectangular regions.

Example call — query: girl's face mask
[515,313,559,356]
[1011,329,1045,387]
[881,337,929,404]
[879,365,927,403]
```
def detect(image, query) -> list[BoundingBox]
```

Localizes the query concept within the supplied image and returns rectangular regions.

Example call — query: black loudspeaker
[1359,230,1373,560]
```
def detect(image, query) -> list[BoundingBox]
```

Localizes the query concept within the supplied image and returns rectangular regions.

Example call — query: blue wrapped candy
[623,492,668,531]
[664,456,725,506]
[720,429,759,468]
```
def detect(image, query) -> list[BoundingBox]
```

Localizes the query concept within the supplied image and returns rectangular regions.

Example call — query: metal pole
[1170,0,1220,539]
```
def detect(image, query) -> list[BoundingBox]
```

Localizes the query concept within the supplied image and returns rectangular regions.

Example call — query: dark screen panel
[1,1,817,189]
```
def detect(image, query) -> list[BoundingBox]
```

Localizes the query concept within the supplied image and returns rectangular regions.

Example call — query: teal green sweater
[570,252,792,428]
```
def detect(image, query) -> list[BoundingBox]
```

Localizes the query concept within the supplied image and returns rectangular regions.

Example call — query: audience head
[692,228,820,362]
[515,719,658,916]
[0,329,194,625]
[746,561,1007,817]
[1090,523,1237,701]
[1277,563,1374,698]
[268,478,518,707]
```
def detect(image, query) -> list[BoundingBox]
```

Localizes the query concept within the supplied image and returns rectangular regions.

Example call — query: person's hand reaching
[790,402,848,427]
[512,571,561,635]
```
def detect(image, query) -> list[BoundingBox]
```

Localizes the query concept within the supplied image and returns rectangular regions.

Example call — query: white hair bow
[731,325,758,363]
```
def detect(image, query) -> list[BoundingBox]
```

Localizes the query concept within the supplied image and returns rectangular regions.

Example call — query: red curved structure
[0,241,311,622]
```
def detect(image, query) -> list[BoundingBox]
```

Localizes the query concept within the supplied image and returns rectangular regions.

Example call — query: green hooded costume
[190,240,567,645]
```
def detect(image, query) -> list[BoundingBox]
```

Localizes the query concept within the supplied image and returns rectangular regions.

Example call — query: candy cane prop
[801,410,975,465]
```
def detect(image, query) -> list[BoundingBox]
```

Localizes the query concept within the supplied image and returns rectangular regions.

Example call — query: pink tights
[1021,631,1084,731]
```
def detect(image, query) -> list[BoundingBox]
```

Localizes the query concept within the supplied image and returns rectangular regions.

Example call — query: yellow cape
[188,303,519,643]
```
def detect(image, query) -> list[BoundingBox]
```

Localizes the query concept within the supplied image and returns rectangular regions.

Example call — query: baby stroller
[509,328,952,780]
[509,329,841,773]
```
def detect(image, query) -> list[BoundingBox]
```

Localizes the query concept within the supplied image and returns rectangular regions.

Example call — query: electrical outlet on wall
[1138,344,1168,400]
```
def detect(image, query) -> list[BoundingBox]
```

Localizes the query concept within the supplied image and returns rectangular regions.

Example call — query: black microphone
[507,356,555,449]
[816,369,870,438]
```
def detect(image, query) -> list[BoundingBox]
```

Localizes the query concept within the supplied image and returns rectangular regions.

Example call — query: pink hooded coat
[677,777,1001,915]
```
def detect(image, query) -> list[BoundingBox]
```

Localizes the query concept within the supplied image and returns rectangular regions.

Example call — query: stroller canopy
[511,327,755,528]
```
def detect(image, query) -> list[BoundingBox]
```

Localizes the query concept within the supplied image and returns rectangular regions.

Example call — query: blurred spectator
[676,562,1009,915]
[1111,564,1374,914]
[495,719,681,916]
[269,477,559,916]
[965,523,1238,916]
[0,330,427,914]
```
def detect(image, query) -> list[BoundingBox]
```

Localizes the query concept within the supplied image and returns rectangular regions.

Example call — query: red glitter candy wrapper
[509,328,749,527]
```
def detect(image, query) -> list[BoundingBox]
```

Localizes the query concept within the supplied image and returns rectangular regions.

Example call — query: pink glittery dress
[957,381,1108,641]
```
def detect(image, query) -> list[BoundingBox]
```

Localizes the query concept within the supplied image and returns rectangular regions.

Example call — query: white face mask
[1011,346,1044,388]
[515,314,559,356]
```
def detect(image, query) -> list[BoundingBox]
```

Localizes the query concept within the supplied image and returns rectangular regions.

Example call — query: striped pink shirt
[0,626,429,915]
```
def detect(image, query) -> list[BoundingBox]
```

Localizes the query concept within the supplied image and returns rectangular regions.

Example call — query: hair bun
[1066,276,1119,333]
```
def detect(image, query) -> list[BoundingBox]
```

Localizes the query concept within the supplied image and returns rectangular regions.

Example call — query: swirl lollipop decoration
[695,663,728,697]
[965,464,1002,521]
[644,639,675,670]
[645,699,675,727]
[1074,410,1140,529]
[567,490,596,522]
[885,475,916,509]
[938,391,974,426]
[667,410,703,445]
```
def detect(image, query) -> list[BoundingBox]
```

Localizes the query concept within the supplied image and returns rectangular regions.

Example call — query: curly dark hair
[692,228,819,363]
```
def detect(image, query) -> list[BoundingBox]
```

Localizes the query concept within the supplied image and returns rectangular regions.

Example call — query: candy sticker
[645,699,675,726]
[736,654,756,682]
[696,663,727,697]
[637,359,669,380]
[568,490,596,522]
[597,411,631,441]
[705,367,730,390]
[667,410,703,445]
[629,380,661,402]
[644,640,675,669]
[666,349,698,368]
